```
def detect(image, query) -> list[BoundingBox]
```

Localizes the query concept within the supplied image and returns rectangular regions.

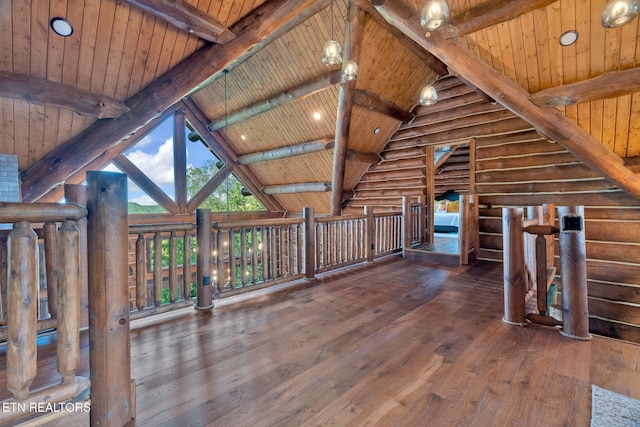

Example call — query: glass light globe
[602,0,639,28]
[342,60,358,81]
[322,40,343,66]
[420,0,450,31]
[419,85,438,106]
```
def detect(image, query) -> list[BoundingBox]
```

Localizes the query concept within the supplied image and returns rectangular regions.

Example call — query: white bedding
[434,211,460,228]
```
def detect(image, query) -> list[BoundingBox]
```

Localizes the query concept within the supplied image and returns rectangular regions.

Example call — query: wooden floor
[2,256,640,426]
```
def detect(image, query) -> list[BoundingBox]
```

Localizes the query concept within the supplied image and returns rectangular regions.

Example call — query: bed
[433,191,460,233]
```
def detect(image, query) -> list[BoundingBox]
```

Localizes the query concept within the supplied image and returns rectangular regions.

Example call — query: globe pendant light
[342,60,358,81]
[602,0,639,28]
[419,85,438,106]
[322,0,342,66]
[421,0,450,31]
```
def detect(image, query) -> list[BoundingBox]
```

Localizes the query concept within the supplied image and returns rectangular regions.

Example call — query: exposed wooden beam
[531,68,640,107]
[111,154,180,214]
[346,149,382,164]
[182,98,286,213]
[353,89,413,122]
[449,0,557,36]
[123,0,236,44]
[0,72,129,119]
[331,0,365,216]
[624,157,640,173]
[236,138,334,165]
[21,0,330,202]
[207,71,341,131]
[174,110,188,213]
[372,0,640,200]
[263,182,332,194]
[357,0,448,76]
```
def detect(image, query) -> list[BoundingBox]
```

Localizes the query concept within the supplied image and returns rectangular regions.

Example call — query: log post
[558,206,591,340]
[64,183,88,328]
[502,208,527,326]
[418,195,427,244]
[43,221,58,317]
[303,207,315,279]
[195,208,213,311]
[0,234,7,322]
[365,206,375,262]
[7,221,39,400]
[57,220,80,383]
[86,171,134,426]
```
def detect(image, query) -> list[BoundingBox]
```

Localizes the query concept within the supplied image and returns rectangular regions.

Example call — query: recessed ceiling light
[559,30,578,46]
[313,112,321,120]
[50,17,74,37]
[240,134,246,140]
[374,127,381,134]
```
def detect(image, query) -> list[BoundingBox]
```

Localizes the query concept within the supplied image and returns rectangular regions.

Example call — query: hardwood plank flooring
[1,256,639,426]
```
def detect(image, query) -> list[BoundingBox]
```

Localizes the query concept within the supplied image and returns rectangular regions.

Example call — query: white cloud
[125,138,175,186]
[135,134,153,148]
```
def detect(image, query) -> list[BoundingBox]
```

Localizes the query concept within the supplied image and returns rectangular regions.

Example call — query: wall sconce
[421,0,450,31]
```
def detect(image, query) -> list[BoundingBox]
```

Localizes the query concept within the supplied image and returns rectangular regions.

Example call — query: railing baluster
[251,227,258,284]
[240,227,248,286]
[7,221,39,400]
[57,220,80,383]
[228,229,236,289]
[169,231,178,302]
[135,233,147,311]
[262,227,270,281]
[43,222,58,317]
[183,231,192,300]
[0,235,7,323]
[153,232,163,307]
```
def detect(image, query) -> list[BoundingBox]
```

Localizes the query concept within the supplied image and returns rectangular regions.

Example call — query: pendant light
[420,0,450,31]
[322,1,342,66]
[419,85,438,106]
[602,0,639,28]
[342,59,359,81]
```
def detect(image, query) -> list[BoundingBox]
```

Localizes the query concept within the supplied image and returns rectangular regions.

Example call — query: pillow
[436,200,448,211]
[447,200,459,212]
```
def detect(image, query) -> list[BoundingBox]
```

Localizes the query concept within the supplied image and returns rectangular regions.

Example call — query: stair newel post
[57,219,80,383]
[303,207,315,280]
[502,207,527,326]
[195,208,213,311]
[7,221,39,400]
[558,206,591,340]
[86,171,134,426]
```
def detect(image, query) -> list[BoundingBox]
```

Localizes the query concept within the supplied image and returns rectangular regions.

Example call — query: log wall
[475,128,640,343]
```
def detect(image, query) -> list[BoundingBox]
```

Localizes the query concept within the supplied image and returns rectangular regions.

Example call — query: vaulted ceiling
[1,0,640,214]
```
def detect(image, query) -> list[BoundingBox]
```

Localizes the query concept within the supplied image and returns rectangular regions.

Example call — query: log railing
[210,216,305,297]
[410,203,424,246]
[128,223,196,319]
[0,202,90,425]
[314,215,367,273]
[374,211,403,257]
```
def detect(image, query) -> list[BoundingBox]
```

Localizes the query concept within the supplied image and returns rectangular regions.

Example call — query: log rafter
[123,0,236,44]
[531,68,640,107]
[21,0,331,202]
[372,0,640,200]
[0,72,129,119]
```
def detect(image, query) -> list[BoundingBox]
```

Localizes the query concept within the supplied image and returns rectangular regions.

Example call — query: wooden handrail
[212,217,303,229]
[129,223,195,233]
[0,202,87,222]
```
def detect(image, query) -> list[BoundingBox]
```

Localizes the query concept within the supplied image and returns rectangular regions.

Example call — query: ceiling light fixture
[419,85,438,106]
[420,0,450,31]
[50,17,74,37]
[374,127,381,134]
[322,1,342,66]
[559,30,579,46]
[342,59,358,82]
[313,112,322,120]
[602,0,639,28]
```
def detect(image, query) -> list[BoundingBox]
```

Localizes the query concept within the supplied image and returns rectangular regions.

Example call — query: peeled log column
[7,221,39,400]
[86,171,134,426]
[195,209,213,311]
[57,220,80,383]
[558,206,591,340]
[502,208,527,326]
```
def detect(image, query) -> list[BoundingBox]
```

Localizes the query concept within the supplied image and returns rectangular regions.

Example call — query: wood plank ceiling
[1,0,640,214]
